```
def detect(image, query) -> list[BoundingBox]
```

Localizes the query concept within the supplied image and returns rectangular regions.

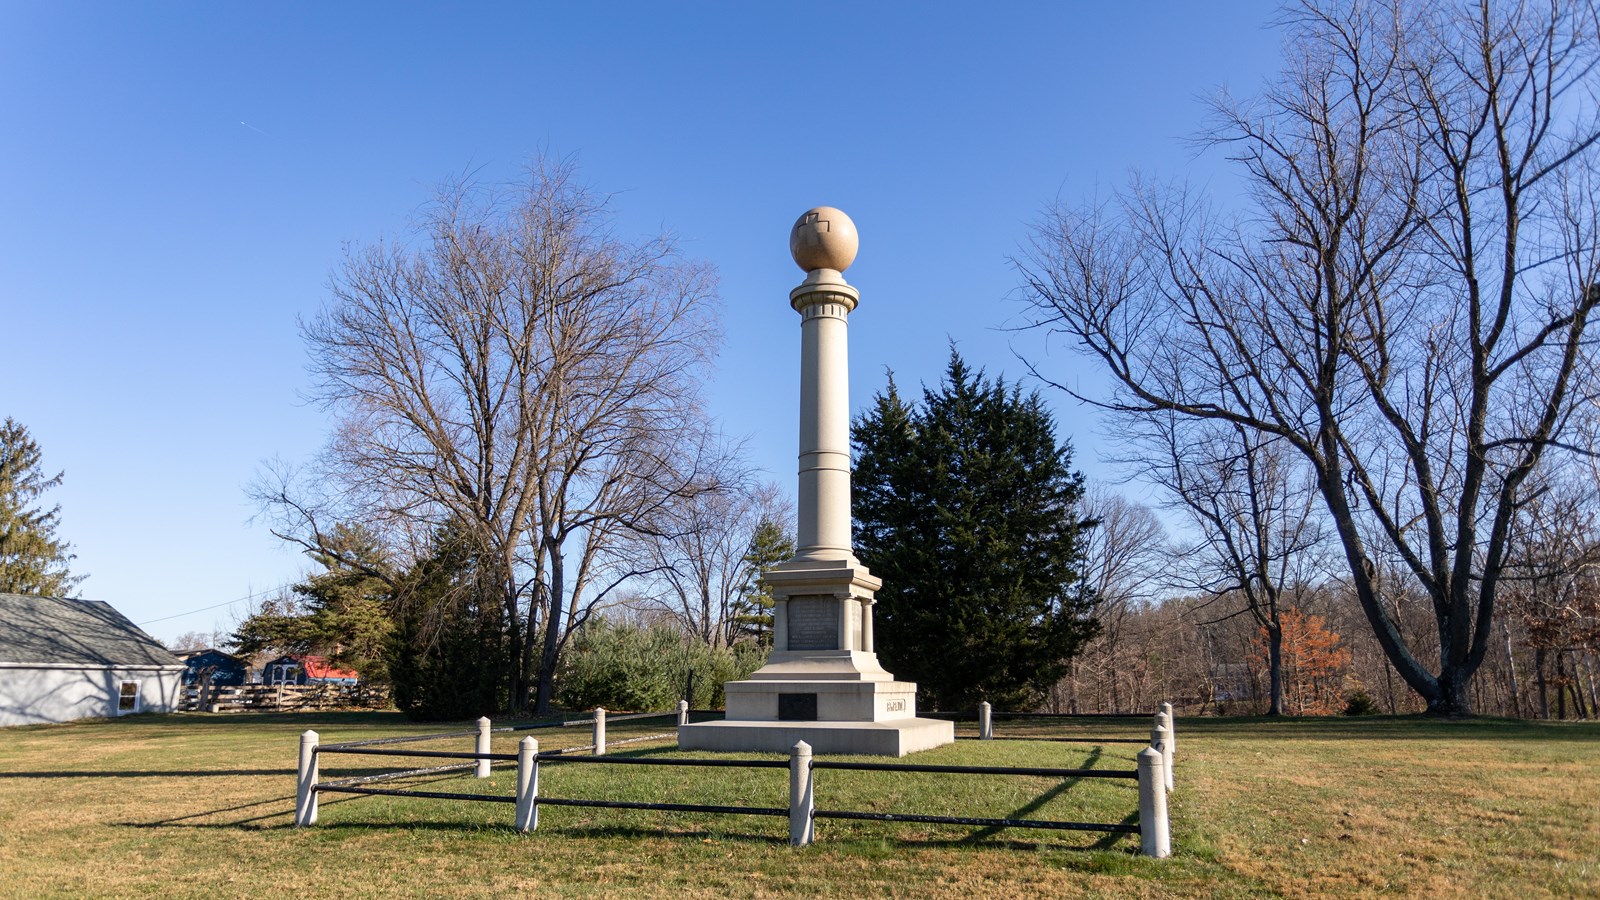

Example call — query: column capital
[791,270,859,313]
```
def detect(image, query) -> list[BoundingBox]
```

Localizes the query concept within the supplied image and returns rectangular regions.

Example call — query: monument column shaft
[674,206,955,755]
[795,296,855,560]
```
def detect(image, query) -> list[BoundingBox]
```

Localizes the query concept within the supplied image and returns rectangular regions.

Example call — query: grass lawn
[0,711,1594,898]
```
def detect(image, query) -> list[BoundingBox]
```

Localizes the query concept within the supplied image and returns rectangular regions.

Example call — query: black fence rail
[813,809,1140,834]
[925,710,1157,720]
[805,757,1142,838]
[931,701,1181,750]
[293,721,1175,857]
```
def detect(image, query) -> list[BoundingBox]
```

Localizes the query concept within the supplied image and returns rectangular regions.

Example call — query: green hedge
[555,620,767,711]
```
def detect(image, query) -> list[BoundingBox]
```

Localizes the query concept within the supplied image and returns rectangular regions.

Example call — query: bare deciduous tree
[1057,487,1167,712]
[1019,0,1600,714]
[272,159,723,713]
[1503,477,1600,718]
[643,478,790,647]
[1145,417,1329,715]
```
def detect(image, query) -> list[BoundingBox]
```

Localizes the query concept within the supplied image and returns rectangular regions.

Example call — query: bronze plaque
[778,693,818,721]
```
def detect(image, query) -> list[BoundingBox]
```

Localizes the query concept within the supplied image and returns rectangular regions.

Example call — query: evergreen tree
[730,518,794,645]
[0,418,84,596]
[852,351,1100,709]
[231,523,396,683]
[387,524,512,720]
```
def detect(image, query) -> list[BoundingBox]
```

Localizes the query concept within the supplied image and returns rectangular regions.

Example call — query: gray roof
[0,593,184,668]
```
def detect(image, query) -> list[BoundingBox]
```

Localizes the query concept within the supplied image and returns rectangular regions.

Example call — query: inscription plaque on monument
[786,596,838,650]
[779,693,819,721]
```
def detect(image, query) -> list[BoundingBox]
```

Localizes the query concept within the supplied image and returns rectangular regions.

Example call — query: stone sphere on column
[790,206,858,273]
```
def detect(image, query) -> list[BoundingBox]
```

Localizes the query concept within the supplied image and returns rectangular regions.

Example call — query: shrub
[1344,688,1379,716]
[555,620,767,711]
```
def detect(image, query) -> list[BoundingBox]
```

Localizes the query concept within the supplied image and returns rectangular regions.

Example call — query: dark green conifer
[0,418,84,596]
[852,351,1099,709]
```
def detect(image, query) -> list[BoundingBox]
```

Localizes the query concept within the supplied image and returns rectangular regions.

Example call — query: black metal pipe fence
[300,742,1157,848]
[809,760,1135,779]
[812,809,1140,834]
[294,702,1175,857]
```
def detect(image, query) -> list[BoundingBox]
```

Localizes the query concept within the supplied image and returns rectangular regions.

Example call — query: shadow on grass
[954,747,1114,844]
[0,767,399,779]
[0,769,296,778]
[116,793,373,830]
[115,772,474,830]
[494,821,1136,854]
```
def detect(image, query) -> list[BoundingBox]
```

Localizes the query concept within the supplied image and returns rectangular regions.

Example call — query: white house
[0,592,186,727]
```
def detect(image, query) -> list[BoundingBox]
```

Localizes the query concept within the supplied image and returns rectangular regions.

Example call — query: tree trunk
[1571,657,1591,720]
[1556,651,1568,721]
[534,537,565,715]
[1431,664,1475,718]
[1535,647,1549,719]
[1501,621,1522,718]
[1580,650,1593,714]
[1266,621,1284,717]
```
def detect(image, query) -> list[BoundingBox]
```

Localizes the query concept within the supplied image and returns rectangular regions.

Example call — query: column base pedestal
[678,675,954,756]
[678,717,954,756]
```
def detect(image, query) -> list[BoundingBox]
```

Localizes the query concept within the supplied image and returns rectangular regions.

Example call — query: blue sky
[1,2,1281,643]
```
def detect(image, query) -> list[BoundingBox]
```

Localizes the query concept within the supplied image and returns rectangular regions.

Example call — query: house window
[118,681,140,714]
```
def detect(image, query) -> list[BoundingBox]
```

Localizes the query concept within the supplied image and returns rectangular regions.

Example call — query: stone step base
[677,718,954,757]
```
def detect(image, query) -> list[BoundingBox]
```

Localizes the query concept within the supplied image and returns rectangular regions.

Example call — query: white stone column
[789,740,815,846]
[475,716,492,778]
[1151,719,1173,794]
[772,597,789,651]
[1156,711,1175,792]
[793,289,859,561]
[789,207,860,564]
[1137,747,1171,858]
[295,730,319,827]
[835,591,854,650]
[514,737,539,833]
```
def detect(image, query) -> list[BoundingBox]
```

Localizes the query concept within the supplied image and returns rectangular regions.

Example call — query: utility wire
[136,584,292,627]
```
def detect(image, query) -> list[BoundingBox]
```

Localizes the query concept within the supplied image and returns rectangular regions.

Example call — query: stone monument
[678,207,955,756]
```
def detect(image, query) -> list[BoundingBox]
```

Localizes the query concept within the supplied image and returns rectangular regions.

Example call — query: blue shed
[178,648,247,687]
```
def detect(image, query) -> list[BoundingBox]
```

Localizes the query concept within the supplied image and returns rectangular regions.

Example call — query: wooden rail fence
[180,682,391,713]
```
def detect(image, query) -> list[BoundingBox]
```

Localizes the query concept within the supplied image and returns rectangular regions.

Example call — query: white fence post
[593,707,607,756]
[678,699,689,726]
[475,716,492,778]
[514,737,539,832]
[295,730,319,827]
[1136,747,1171,858]
[1155,712,1175,793]
[1161,701,1176,757]
[979,701,993,740]
[789,740,814,847]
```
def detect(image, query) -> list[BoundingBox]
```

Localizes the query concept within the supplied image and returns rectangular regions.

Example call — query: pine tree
[730,518,794,645]
[0,418,84,596]
[230,523,395,682]
[852,351,1100,710]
